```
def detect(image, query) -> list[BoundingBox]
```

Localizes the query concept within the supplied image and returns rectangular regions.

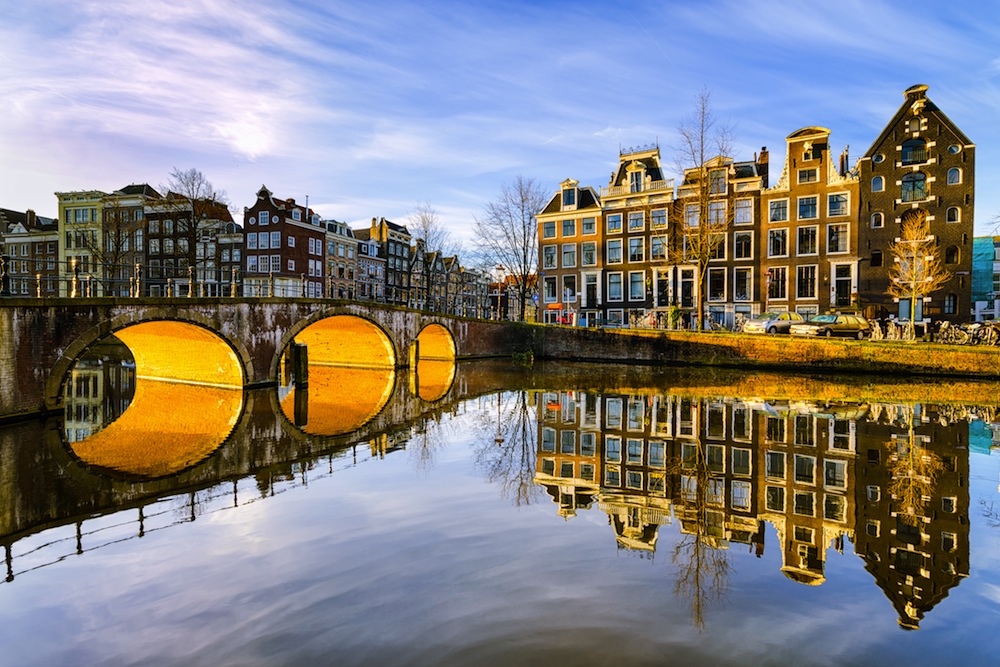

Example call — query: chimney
[756,147,769,188]
[26,209,36,228]
[839,146,850,178]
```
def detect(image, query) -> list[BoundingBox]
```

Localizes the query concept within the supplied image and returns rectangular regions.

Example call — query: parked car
[743,311,804,334]
[789,314,871,339]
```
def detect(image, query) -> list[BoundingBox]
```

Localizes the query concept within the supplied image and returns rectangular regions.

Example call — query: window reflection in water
[531,390,975,630]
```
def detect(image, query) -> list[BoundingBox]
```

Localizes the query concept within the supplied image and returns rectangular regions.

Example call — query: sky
[3,0,1000,252]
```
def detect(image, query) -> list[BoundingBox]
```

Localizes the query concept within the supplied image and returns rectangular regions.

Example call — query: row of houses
[0,185,493,318]
[536,85,992,327]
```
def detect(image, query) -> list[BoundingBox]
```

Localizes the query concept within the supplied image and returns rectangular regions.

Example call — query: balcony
[601,178,674,198]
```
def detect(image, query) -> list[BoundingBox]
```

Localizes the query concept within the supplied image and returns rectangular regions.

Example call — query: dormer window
[562,188,576,208]
[292,209,301,221]
[629,171,644,193]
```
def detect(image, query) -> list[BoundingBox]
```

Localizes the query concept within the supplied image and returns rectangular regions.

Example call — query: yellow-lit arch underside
[114,321,243,387]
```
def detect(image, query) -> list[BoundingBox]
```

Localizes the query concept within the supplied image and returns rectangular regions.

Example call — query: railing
[601,179,675,198]
[0,256,494,317]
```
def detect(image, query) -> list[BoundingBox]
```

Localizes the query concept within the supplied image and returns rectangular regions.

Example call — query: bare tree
[155,168,232,292]
[887,209,951,337]
[474,176,548,322]
[886,409,944,526]
[673,89,735,331]
[472,390,542,506]
[407,202,455,311]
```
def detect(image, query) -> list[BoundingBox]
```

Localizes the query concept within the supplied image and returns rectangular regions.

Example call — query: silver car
[743,311,804,334]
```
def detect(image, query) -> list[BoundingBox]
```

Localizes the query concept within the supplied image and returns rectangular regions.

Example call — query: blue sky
[3,0,999,249]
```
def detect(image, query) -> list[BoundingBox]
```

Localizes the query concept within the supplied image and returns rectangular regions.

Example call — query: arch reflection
[64,323,246,479]
[279,366,395,436]
[69,379,244,478]
[412,359,456,402]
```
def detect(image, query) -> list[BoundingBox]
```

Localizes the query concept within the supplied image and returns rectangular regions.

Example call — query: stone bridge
[0,297,521,422]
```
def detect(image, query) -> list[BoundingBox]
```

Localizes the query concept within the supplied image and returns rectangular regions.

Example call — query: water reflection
[62,337,244,479]
[530,389,976,629]
[5,360,1000,665]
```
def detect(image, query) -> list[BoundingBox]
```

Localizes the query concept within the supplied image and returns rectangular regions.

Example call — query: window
[562,188,576,207]
[767,199,788,222]
[902,172,926,202]
[247,256,258,273]
[581,432,596,457]
[907,117,922,132]
[828,193,848,217]
[628,272,644,300]
[605,466,621,487]
[542,246,556,269]
[797,265,817,299]
[685,203,699,227]
[794,454,816,484]
[629,170,644,193]
[871,176,884,192]
[608,273,623,300]
[871,212,884,228]
[825,495,846,522]
[560,430,576,454]
[947,207,961,223]
[798,168,818,184]
[628,211,644,232]
[626,438,643,464]
[766,451,785,479]
[562,244,576,268]
[271,255,281,272]
[287,259,295,272]
[766,485,785,511]
[651,236,666,260]
[732,448,751,475]
[735,199,752,225]
[582,217,596,234]
[628,237,644,262]
[734,267,752,301]
[866,485,881,502]
[709,169,726,194]
[797,226,817,255]
[734,231,753,259]
[945,246,960,265]
[708,201,726,224]
[708,268,726,301]
[259,211,269,225]
[542,221,556,238]
[945,293,957,314]
[901,138,926,165]
[288,235,297,248]
[794,491,815,516]
[768,229,788,257]
[581,241,597,266]
[606,240,622,264]
[709,234,726,260]
[543,276,557,302]
[948,168,961,185]
[562,219,576,236]
[871,250,883,267]
[827,223,848,253]
[606,435,622,461]
[768,266,787,299]
[651,209,667,229]
[798,196,818,220]
[824,460,847,489]
[649,441,665,467]
[562,275,576,302]
[607,214,622,233]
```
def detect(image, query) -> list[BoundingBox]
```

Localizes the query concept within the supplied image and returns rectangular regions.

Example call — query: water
[2,359,1000,666]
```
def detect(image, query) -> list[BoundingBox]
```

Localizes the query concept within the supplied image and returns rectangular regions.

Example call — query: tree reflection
[668,400,732,630]
[473,390,542,506]
[885,406,944,527]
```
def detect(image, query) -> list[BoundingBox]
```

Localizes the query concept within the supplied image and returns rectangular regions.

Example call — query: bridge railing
[0,255,494,317]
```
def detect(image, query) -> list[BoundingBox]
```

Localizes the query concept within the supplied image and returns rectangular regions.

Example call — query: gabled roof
[862,84,974,157]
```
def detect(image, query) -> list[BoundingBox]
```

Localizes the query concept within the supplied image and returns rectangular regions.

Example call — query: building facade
[858,84,975,323]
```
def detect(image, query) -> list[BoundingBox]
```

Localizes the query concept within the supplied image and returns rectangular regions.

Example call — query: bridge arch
[273,312,397,380]
[46,314,251,412]
[411,323,456,402]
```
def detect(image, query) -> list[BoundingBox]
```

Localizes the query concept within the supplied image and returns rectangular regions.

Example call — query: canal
[2,350,1000,666]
